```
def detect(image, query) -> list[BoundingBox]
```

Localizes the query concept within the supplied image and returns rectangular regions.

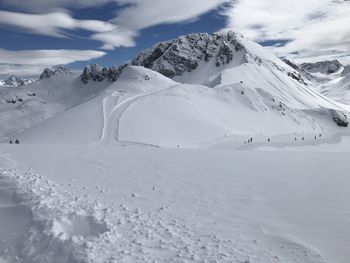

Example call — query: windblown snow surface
[1,33,350,263]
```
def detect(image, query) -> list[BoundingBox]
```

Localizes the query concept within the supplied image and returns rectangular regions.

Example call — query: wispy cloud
[223,0,350,64]
[0,49,106,76]
[113,0,226,30]
[0,1,228,75]
[0,0,116,12]
[0,10,117,38]
[0,1,228,50]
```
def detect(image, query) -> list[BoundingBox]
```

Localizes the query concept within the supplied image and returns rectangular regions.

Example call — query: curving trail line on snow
[100,84,181,144]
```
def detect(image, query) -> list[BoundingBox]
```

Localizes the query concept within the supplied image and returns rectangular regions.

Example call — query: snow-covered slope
[11,64,347,147]
[2,31,348,146]
[4,143,350,263]
[297,60,350,105]
[0,69,108,142]
[2,31,350,263]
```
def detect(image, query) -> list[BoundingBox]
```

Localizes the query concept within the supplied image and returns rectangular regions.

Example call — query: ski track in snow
[100,84,181,144]
[0,153,326,263]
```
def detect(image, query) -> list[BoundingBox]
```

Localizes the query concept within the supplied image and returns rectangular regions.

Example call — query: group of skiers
[244,134,322,145]
[9,139,20,144]
[245,138,253,144]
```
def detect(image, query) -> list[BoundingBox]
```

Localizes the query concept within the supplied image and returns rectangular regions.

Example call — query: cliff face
[81,31,247,83]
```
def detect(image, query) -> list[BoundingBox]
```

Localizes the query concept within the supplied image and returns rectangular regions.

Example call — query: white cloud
[0,0,117,12]
[0,1,228,50]
[91,29,137,50]
[0,49,106,76]
[0,10,117,38]
[0,10,137,49]
[114,0,227,30]
[223,0,350,64]
[0,0,230,76]
[97,0,228,49]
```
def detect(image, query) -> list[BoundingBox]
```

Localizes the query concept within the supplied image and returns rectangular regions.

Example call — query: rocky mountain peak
[55,65,73,75]
[40,68,55,80]
[39,66,72,80]
[131,31,246,78]
[81,64,126,84]
[300,60,343,74]
[282,59,299,70]
[0,75,35,87]
[81,31,248,83]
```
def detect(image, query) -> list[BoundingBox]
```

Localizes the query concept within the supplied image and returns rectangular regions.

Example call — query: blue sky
[0,0,349,77]
[0,8,224,68]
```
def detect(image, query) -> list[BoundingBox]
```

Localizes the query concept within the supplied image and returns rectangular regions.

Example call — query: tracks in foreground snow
[0,153,326,263]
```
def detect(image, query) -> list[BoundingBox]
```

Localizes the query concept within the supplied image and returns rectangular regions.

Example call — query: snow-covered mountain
[0,75,35,88]
[81,32,306,86]
[0,31,347,147]
[300,60,343,75]
[39,65,73,80]
[0,31,349,145]
[0,66,104,142]
[2,31,350,263]
[295,60,350,105]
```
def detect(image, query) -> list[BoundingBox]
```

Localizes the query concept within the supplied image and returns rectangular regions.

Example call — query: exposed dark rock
[39,66,72,80]
[282,59,299,70]
[131,31,247,78]
[81,64,126,84]
[81,31,249,83]
[300,60,343,75]
[40,68,55,80]
[330,109,348,127]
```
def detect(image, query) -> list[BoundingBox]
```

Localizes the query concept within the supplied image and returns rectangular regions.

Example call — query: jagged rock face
[81,64,125,84]
[40,68,55,80]
[4,75,21,86]
[341,65,350,77]
[300,60,343,74]
[131,32,246,78]
[40,66,72,80]
[1,75,34,87]
[55,65,73,75]
[282,59,299,70]
[330,109,348,127]
[81,31,247,83]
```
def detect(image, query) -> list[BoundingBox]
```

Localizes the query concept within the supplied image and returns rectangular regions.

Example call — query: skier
[9,140,13,144]
[15,139,19,144]
[268,138,270,142]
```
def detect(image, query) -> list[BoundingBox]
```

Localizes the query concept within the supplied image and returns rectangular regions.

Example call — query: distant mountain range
[0,75,35,88]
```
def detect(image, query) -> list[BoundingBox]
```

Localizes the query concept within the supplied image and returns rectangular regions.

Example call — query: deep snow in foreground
[1,137,350,263]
